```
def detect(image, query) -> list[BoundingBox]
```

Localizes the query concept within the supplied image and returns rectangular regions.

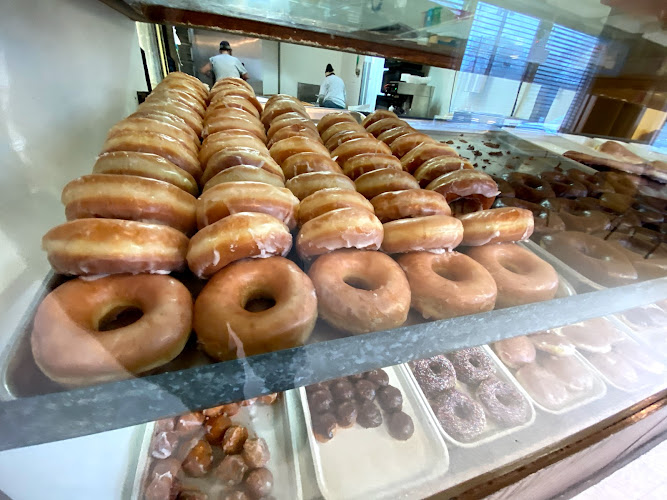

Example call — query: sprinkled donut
[410,355,456,397]
[476,378,531,427]
[432,390,486,442]
[448,347,495,385]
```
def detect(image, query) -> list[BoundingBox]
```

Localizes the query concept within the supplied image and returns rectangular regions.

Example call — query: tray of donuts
[408,346,536,448]
[299,365,449,500]
[130,393,302,500]
[614,301,667,359]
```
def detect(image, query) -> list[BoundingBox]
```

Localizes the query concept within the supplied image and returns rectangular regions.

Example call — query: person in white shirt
[200,41,249,82]
[317,64,346,109]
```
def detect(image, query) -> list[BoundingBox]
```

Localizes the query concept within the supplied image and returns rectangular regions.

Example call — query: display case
[0,0,666,499]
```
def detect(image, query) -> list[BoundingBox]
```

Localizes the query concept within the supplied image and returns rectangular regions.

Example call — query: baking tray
[126,394,303,500]
[418,129,595,178]
[408,345,535,448]
[299,364,449,500]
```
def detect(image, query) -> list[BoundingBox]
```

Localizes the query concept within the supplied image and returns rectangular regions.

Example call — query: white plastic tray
[299,364,449,500]
[128,395,303,500]
[407,345,536,448]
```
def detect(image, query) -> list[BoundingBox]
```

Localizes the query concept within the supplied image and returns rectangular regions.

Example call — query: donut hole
[454,402,471,419]
[343,276,375,291]
[496,390,515,407]
[242,292,277,312]
[98,305,144,331]
[432,264,466,282]
[499,257,528,275]
[468,356,482,368]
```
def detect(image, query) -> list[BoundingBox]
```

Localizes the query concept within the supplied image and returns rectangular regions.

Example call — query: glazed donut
[490,175,516,198]
[317,111,358,134]
[211,77,254,94]
[410,356,456,396]
[448,347,495,385]
[308,249,410,334]
[194,257,316,359]
[331,138,392,166]
[31,274,192,386]
[144,89,206,118]
[297,188,374,226]
[156,80,207,107]
[432,390,486,442]
[267,125,322,148]
[427,170,499,215]
[414,156,474,188]
[285,172,355,200]
[267,114,317,138]
[206,96,261,120]
[377,125,414,146]
[514,364,569,410]
[324,130,373,152]
[200,132,268,169]
[186,212,292,278]
[541,199,611,234]
[366,118,408,138]
[355,168,420,199]
[196,181,299,230]
[541,231,638,286]
[361,110,399,128]
[381,215,463,254]
[136,100,203,136]
[261,99,308,127]
[202,165,285,191]
[321,121,366,145]
[62,174,197,234]
[397,251,496,319]
[201,147,284,185]
[129,109,199,144]
[390,133,436,158]
[203,112,266,142]
[540,171,587,199]
[467,243,559,307]
[93,151,199,196]
[505,172,555,202]
[101,131,201,181]
[269,136,330,165]
[494,198,565,238]
[42,219,189,275]
[458,207,534,246]
[371,189,451,222]
[400,143,458,173]
[108,117,198,154]
[163,72,209,98]
[281,152,342,179]
[296,207,383,259]
[342,153,402,180]
[492,336,536,369]
[209,89,262,114]
[476,378,531,427]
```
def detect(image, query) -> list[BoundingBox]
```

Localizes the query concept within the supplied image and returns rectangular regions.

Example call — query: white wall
[278,42,363,106]
[427,66,457,117]
[0,0,146,314]
[262,40,279,95]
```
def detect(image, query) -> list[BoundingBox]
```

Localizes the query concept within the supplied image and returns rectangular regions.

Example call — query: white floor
[574,439,667,500]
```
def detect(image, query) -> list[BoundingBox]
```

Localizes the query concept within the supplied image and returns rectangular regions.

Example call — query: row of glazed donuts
[34,73,211,386]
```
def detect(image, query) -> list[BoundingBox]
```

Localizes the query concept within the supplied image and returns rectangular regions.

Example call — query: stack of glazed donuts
[35,72,209,386]
[188,89,318,362]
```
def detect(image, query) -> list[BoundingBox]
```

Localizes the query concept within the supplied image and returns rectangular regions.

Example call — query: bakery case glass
[0,0,666,499]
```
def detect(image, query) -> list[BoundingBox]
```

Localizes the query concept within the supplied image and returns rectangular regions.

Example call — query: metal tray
[408,345,536,448]
[126,394,303,500]
[414,129,595,178]
[299,364,449,500]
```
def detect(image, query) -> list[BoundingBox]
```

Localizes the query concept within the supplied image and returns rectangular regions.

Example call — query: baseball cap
[220,41,232,51]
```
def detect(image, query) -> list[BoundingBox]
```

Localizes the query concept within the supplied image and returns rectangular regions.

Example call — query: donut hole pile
[34,72,210,386]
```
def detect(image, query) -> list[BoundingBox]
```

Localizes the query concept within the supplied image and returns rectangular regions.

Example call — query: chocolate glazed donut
[504,172,555,202]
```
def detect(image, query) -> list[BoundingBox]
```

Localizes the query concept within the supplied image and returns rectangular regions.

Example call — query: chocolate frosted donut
[357,401,383,428]
[365,369,389,387]
[410,355,456,396]
[330,379,355,402]
[476,378,531,427]
[355,379,377,402]
[387,411,414,441]
[336,401,358,427]
[377,385,403,412]
[433,390,486,442]
[308,388,334,413]
[312,412,337,441]
[449,347,494,385]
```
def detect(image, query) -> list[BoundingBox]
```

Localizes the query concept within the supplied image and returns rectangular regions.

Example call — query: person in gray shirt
[200,41,249,82]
